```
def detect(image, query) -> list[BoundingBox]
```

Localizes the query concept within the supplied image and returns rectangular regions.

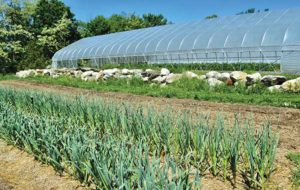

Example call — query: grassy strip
[0,87,279,189]
[81,63,281,73]
[287,153,300,186]
[1,74,299,109]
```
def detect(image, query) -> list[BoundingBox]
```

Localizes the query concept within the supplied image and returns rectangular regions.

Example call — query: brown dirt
[0,80,299,190]
[0,140,86,190]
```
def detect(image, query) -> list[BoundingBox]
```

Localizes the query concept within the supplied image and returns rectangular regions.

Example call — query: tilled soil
[0,80,299,190]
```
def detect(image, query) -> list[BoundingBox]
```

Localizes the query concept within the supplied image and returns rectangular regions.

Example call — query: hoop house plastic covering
[52,8,300,73]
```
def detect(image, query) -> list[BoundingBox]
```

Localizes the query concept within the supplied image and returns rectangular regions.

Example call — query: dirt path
[0,80,299,189]
[0,140,85,190]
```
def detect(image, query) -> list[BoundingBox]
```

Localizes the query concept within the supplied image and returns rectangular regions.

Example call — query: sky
[62,0,300,23]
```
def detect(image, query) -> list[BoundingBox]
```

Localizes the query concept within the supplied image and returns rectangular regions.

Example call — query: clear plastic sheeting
[52,8,300,73]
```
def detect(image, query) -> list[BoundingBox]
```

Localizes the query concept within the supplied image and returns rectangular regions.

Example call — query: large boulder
[103,68,120,76]
[268,85,283,93]
[81,71,94,79]
[218,73,230,82]
[166,74,183,84]
[206,71,221,79]
[281,77,300,92]
[121,69,132,75]
[246,73,262,86]
[152,76,167,83]
[142,69,160,80]
[230,71,247,83]
[160,68,170,76]
[261,75,287,86]
[43,69,56,76]
[207,78,224,87]
[16,70,36,78]
[74,70,83,78]
[184,71,200,79]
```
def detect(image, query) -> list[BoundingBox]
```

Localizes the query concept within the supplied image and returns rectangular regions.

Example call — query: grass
[1,74,300,109]
[0,87,280,189]
[81,63,281,73]
[287,153,300,187]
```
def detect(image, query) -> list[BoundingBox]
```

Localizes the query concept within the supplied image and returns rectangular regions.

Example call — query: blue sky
[62,0,300,23]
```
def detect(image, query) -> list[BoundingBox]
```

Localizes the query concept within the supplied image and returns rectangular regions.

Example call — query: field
[0,80,299,189]
[1,74,300,109]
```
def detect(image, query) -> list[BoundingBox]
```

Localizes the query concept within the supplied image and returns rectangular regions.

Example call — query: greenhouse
[52,8,300,74]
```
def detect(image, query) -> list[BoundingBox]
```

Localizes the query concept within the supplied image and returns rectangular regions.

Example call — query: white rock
[268,85,283,93]
[246,73,262,85]
[142,77,149,82]
[42,69,55,76]
[165,74,183,84]
[261,75,287,86]
[16,70,36,78]
[230,71,248,83]
[160,68,170,76]
[218,73,230,82]
[121,69,131,75]
[207,78,224,87]
[206,71,221,79]
[199,75,206,80]
[281,77,300,92]
[103,68,119,76]
[74,70,83,78]
[185,71,199,79]
[81,71,94,79]
[152,76,167,83]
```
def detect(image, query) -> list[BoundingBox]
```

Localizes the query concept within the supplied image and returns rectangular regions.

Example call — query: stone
[74,70,83,78]
[207,78,224,87]
[206,71,221,79]
[230,71,248,83]
[184,71,199,79]
[152,76,167,83]
[261,75,287,86]
[16,70,36,78]
[160,68,170,76]
[199,75,206,80]
[43,69,56,76]
[268,85,283,93]
[142,77,149,82]
[281,77,300,92]
[165,74,183,84]
[121,69,131,75]
[218,72,230,82]
[246,73,262,85]
[81,71,94,79]
[142,69,160,80]
[103,68,119,76]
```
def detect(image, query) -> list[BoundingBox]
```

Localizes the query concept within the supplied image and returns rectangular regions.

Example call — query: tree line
[0,0,169,73]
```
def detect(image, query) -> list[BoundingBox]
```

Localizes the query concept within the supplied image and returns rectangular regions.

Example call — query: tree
[107,14,128,33]
[142,13,168,27]
[205,14,218,19]
[32,0,79,42]
[37,13,73,56]
[0,0,33,72]
[87,15,109,36]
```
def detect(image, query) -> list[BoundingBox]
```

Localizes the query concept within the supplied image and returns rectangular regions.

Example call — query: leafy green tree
[37,13,73,56]
[0,0,33,72]
[87,15,109,36]
[142,13,168,27]
[107,14,128,33]
[77,20,91,38]
[32,0,79,42]
[205,14,218,19]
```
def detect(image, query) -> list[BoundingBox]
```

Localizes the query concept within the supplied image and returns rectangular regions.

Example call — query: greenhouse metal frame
[52,8,300,73]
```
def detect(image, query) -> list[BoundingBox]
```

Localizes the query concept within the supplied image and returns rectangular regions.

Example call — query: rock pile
[16,68,300,92]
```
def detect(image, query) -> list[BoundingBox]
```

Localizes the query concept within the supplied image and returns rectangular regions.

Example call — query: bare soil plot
[0,80,299,189]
